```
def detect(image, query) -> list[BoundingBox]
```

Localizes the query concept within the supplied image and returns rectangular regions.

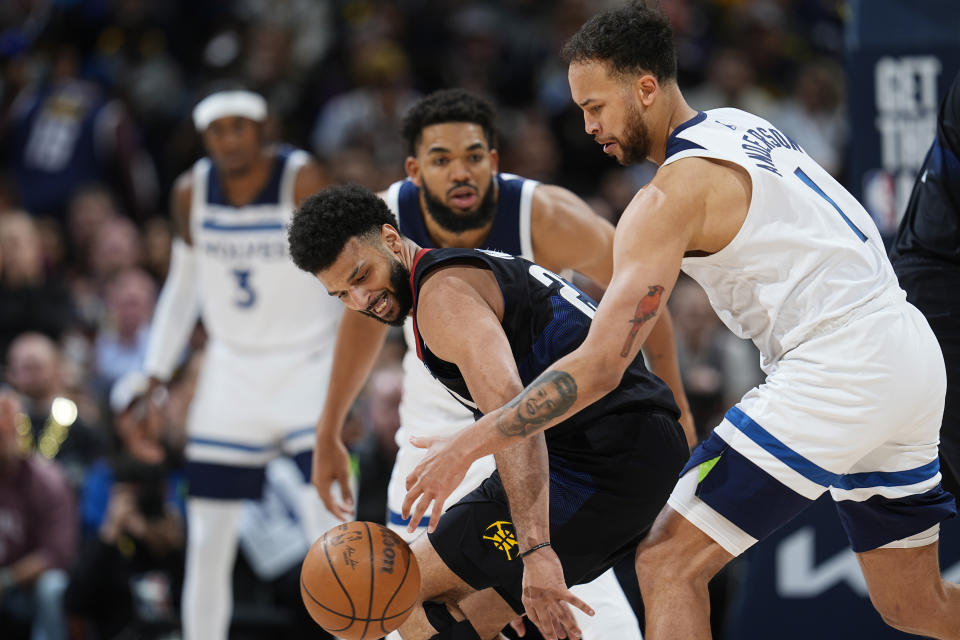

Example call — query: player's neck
[650,87,699,166]
[217,149,274,207]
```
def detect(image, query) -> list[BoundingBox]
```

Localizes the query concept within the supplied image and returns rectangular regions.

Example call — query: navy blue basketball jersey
[408,247,680,448]
[385,173,536,258]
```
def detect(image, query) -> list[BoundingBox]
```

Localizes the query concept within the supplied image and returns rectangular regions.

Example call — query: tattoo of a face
[620,285,665,357]
[496,370,578,438]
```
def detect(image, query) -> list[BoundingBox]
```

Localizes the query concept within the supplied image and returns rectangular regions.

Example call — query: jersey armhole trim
[519,180,537,260]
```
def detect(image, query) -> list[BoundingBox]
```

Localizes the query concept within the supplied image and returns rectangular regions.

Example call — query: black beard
[361,258,414,328]
[422,176,497,233]
[617,101,652,166]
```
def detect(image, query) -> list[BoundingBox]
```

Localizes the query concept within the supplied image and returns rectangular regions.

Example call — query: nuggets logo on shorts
[483,520,519,560]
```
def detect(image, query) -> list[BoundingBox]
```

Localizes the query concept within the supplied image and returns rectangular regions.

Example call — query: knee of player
[634,537,711,587]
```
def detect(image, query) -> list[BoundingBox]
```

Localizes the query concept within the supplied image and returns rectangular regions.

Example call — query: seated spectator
[0,212,75,360]
[66,372,185,639]
[93,268,156,398]
[0,388,76,640]
[5,332,102,489]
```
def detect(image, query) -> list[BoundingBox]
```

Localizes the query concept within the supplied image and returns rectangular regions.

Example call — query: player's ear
[404,156,421,186]
[488,148,499,174]
[635,74,658,107]
[380,224,402,253]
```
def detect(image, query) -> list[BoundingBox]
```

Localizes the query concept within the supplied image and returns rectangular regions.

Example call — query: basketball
[300,521,421,639]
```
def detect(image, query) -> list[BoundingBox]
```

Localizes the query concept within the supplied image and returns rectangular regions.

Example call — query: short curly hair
[400,89,498,155]
[288,185,398,274]
[560,2,677,82]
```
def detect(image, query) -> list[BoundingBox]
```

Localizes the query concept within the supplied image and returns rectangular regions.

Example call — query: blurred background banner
[845,0,960,237]
[727,496,960,640]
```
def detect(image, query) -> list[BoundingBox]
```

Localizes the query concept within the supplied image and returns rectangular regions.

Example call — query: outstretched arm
[532,183,695,446]
[402,158,745,530]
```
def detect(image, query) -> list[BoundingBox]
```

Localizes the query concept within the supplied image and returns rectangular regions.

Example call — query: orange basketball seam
[321,528,357,619]
[300,574,357,632]
[362,521,374,640]
[379,535,414,635]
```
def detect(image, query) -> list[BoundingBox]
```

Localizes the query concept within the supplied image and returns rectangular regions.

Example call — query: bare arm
[312,310,390,519]
[532,183,695,446]
[530,184,613,286]
[416,267,592,636]
[293,158,331,205]
[404,158,750,528]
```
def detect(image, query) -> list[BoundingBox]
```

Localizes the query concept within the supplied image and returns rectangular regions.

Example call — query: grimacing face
[408,122,499,231]
[201,116,262,176]
[568,60,653,166]
[316,234,413,327]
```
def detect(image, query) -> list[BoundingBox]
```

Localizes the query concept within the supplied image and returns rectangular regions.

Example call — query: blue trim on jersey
[664,111,707,160]
[388,508,431,529]
[206,146,291,207]
[186,461,266,499]
[188,436,278,453]
[395,174,527,255]
[200,220,285,232]
[725,406,941,489]
[665,138,706,160]
[793,168,868,242]
[282,426,314,441]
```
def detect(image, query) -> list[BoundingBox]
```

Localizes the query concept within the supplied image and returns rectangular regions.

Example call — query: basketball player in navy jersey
[404,6,960,640]
[288,184,689,640]
[312,89,693,638]
[890,70,960,493]
[142,90,342,640]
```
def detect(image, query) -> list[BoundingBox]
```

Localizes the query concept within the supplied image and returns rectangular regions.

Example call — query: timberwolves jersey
[383,174,538,442]
[190,145,342,350]
[408,248,679,452]
[667,109,901,371]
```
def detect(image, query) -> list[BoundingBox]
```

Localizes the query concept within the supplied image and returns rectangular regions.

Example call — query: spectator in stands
[0,212,75,361]
[66,372,185,639]
[5,332,101,489]
[93,268,157,397]
[0,388,75,640]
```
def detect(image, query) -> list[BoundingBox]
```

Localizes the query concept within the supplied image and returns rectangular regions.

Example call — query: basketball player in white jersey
[311,89,694,639]
[403,7,960,640]
[141,90,343,640]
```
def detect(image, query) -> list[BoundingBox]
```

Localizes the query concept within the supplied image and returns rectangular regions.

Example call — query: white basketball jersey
[668,109,902,371]
[190,146,342,351]
[383,175,536,441]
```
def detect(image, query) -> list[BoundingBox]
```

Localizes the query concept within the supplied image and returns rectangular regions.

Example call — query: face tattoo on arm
[495,370,578,437]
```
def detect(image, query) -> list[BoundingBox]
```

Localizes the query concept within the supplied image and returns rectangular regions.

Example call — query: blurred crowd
[0,0,843,638]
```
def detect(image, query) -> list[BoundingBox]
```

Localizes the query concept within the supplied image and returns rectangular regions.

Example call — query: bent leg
[858,541,960,639]
[635,505,733,640]
[399,535,516,640]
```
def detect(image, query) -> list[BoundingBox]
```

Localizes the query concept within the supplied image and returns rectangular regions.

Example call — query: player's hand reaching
[521,546,593,640]
[402,435,469,533]
[312,436,354,521]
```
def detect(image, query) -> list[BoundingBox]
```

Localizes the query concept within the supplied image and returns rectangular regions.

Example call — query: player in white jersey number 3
[403,6,960,640]
[142,89,343,640]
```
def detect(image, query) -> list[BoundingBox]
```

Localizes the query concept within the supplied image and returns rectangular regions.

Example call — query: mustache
[446,181,478,196]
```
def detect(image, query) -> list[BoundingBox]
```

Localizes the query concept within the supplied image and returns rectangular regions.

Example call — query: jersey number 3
[232,269,257,308]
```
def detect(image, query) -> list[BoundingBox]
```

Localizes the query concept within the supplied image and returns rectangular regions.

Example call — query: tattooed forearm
[620,285,665,357]
[495,370,578,438]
